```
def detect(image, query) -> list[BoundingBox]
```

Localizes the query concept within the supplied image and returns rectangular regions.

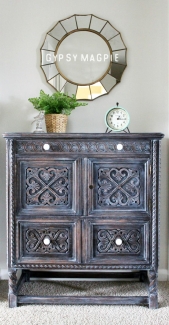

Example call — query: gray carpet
[0,280,169,325]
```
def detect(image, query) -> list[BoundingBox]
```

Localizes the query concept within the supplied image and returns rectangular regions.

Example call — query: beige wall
[0,0,168,279]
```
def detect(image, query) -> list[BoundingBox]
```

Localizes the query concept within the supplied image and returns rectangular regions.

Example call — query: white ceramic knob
[117,143,123,151]
[43,143,50,151]
[43,236,50,245]
[115,237,122,246]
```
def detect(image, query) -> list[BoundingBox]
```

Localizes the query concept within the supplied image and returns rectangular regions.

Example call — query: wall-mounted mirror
[40,14,127,100]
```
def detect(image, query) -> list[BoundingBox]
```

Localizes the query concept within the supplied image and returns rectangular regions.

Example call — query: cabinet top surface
[2,132,164,140]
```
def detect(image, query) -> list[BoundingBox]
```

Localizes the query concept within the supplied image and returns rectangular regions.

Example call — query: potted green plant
[28,90,88,133]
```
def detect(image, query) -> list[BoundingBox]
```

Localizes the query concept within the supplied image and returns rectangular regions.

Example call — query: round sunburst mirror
[40,14,127,100]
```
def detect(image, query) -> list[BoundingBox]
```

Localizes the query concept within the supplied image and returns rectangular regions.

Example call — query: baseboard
[158,269,168,281]
[1,268,168,281]
[0,269,8,280]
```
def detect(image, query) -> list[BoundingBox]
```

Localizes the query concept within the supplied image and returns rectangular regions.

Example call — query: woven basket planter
[45,114,68,133]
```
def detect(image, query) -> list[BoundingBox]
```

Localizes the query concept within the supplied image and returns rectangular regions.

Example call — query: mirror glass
[56,31,111,85]
[40,14,127,100]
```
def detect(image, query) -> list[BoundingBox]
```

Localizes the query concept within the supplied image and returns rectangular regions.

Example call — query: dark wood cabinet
[3,132,164,308]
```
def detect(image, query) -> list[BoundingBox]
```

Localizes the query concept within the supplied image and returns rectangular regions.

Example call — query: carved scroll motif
[26,167,69,206]
[97,229,141,254]
[17,140,151,154]
[98,167,140,206]
[25,228,69,254]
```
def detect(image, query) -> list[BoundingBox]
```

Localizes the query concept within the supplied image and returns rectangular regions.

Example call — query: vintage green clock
[105,103,130,132]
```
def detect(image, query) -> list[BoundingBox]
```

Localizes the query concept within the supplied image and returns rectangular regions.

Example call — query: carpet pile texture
[0,280,169,325]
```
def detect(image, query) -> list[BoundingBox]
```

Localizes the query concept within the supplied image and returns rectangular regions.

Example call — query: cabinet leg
[148,270,158,309]
[8,270,17,308]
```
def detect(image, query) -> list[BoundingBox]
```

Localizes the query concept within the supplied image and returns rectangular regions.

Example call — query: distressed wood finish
[3,132,164,308]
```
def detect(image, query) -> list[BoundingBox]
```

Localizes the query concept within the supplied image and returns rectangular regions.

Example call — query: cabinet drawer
[15,219,81,267]
[15,138,151,155]
[83,218,150,266]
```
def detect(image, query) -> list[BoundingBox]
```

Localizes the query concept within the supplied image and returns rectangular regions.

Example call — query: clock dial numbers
[105,107,130,132]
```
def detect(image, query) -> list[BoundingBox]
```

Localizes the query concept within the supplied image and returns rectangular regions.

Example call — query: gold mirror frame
[40,14,127,100]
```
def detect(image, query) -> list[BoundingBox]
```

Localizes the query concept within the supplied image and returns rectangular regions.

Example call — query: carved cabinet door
[14,156,82,267]
[82,157,151,266]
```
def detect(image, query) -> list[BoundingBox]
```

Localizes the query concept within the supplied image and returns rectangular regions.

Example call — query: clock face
[105,107,130,132]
